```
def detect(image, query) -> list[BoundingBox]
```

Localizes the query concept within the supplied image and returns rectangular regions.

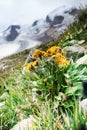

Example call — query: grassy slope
[0,7,87,130]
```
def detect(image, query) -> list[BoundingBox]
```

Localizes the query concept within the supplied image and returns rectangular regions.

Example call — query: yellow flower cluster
[23,46,69,72]
[51,53,62,58]
[50,49,69,67]
[55,57,69,66]
[23,60,38,72]
[32,50,47,58]
[47,46,59,54]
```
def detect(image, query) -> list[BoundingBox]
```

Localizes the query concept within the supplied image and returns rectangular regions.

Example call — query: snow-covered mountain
[0,6,78,59]
[3,25,21,41]
[28,6,78,42]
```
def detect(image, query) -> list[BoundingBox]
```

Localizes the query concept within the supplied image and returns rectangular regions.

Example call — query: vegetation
[0,6,87,130]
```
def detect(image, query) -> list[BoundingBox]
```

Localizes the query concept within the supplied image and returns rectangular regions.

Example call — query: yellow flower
[32,50,47,58]
[24,60,38,72]
[55,57,69,66]
[47,46,60,54]
[51,53,62,59]
[23,45,69,72]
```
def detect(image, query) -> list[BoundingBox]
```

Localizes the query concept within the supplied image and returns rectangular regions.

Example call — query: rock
[65,45,85,53]
[46,27,64,39]
[25,48,36,63]
[0,93,7,99]
[48,15,64,27]
[76,55,87,67]
[32,20,38,26]
[0,64,8,71]
[37,32,53,42]
[64,45,85,61]
[10,116,35,130]
[46,15,52,23]
[80,99,87,113]
[0,63,4,70]
[78,40,85,45]
[69,8,78,15]
[64,8,78,15]
[52,16,64,25]
[3,25,20,41]
[0,102,5,107]
[22,49,36,73]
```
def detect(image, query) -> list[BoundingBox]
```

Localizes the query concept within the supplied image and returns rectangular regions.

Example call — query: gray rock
[46,15,52,23]
[3,25,20,41]
[46,15,64,26]
[78,40,85,45]
[64,8,78,15]
[64,45,85,61]
[53,16,64,24]
[22,49,36,73]
[25,48,36,63]
[80,99,87,113]
[32,20,38,26]
[76,55,87,67]
[10,116,35,130]
[0,102,5,107]
[69,8,78,15]
[0,93,7,99]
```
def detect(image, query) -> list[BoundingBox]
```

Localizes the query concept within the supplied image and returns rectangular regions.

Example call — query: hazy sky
[0,0,87,26]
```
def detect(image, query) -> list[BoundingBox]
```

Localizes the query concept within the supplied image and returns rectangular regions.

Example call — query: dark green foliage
[28,58,68,100]
[77,6,87,23]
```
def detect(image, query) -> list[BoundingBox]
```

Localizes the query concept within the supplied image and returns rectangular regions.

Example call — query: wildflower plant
[23,46,87,106]
[23,46,69,101]
[23,46,69,72]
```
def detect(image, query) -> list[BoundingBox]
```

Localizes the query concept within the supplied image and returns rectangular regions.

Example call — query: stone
[32,20,38,26]
[64,8,78,15]
[0,102,5,107]
[3,25,20,41]
[52,16,64,25]
[69,8,78,15]
[0,93,7,99]
[64,45,85,61]
[10,116,35,130]
[80,99,87,113]
[76,55,87,67]
[78,40,85,45]
[22,48,36,73]
[46,15,52,23]
[25,48,36,63]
